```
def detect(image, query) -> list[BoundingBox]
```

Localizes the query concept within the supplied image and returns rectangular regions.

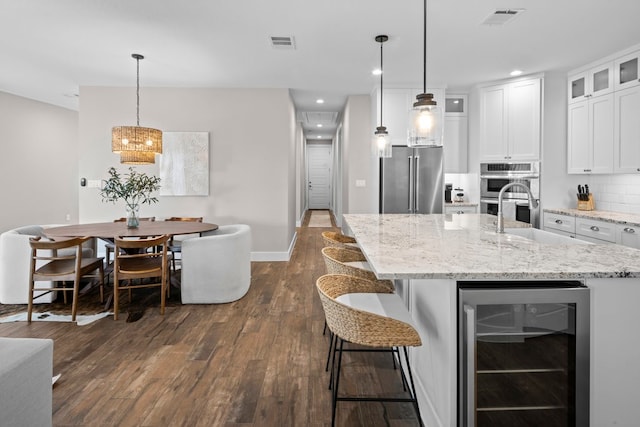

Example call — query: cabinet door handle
[555,219,563,224]
[636,168,640,172]
[584,169,592,172]
[624,227,636,233]
[590,225,600,232]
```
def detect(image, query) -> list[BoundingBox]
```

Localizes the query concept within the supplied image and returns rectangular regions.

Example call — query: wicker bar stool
[316,274,423,427]
[320,246,396,370]
[321,246,394,292]
[321,231,360,251]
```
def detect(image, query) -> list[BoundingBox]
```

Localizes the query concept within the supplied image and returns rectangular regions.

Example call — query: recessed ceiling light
[372,68,382,76]
[317,124,323,128]
[316,98,324,104]
[510,70,523,76]
[317,135,322,139]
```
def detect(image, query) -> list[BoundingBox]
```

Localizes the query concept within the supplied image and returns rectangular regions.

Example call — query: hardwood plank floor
[0,210,421,426]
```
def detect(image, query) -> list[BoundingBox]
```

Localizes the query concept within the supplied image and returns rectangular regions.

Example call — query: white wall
[340,95,376,214]
[78,87,296,259]
[0,91,78,232]
[540,72,583,212]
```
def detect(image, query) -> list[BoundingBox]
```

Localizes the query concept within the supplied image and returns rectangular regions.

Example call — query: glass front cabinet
[615,50,640,91]
[568,62,614,104]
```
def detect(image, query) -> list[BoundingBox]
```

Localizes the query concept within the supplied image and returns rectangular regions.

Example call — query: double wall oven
[480,162,540,227]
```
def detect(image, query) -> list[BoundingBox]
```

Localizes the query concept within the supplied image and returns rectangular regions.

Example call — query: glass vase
[126,204,140,229]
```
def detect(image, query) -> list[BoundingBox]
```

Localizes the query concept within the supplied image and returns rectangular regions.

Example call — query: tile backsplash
[587,175,640,213]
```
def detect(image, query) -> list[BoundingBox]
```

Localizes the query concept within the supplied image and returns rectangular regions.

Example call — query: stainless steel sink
[504,228,591,245]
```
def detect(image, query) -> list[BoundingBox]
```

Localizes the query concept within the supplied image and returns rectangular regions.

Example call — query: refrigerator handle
[408,156,413,212]
[463,304,476,427]
[415,155,420,211]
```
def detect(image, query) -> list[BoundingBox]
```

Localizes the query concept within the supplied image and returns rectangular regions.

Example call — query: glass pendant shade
[408,0,442,147]
[408,94,442,147]
[375,126,392,158]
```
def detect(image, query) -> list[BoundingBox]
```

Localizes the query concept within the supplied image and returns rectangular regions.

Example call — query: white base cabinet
[402,277,640,427]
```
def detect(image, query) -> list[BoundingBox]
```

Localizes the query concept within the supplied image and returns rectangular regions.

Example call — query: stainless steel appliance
[380,146,443,213]
[480,161,540,227]
[458,281,590,427]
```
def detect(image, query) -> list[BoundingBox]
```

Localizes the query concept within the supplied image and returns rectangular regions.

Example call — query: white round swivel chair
[180,224,251,304]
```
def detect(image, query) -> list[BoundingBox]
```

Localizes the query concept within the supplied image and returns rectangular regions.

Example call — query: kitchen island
[342,213,640,427]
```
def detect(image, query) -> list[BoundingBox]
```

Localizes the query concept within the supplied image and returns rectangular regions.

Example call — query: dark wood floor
[0,210,421,426]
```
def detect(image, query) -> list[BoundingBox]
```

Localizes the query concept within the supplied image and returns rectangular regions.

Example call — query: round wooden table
[44,221,218,239]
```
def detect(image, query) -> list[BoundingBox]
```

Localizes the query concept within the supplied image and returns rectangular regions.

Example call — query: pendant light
[408,0,442,147]
[374,35,392,158]
[112,53,162,165]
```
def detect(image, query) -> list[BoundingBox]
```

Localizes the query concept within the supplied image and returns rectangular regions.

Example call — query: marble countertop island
[342,213,640,280]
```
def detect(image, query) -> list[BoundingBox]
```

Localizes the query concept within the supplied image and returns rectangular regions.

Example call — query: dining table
[44,221,218,239]
[43,221,219,307]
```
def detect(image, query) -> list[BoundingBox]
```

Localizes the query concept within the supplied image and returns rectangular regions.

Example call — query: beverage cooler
[458,282,590,427]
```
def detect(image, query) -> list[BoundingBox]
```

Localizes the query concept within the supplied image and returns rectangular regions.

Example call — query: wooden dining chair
[112,234,171,321]
[28,236,105,322]
[104,216,156,266]
[164,217,203,271]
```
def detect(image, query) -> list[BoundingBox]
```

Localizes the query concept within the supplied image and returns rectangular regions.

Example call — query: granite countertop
[343,213,640,280]
[544,208,640,227]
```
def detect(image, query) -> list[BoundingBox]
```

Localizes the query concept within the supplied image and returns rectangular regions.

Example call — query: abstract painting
[159,132,209,196]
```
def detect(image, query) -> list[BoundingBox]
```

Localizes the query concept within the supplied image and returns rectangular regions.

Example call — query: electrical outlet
[87,180,102,188]
[355,180,366,188]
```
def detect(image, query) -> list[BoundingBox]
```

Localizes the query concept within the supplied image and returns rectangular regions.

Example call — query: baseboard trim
[250,230,298,262]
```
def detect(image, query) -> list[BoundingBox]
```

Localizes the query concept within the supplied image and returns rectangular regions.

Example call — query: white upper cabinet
[480,78,541,161]
[444,94,468,173]
[613,85,640,173]
[614,50,640,91]
[567,93,614,174]
[568,62,614,104]
[567,43,640,175]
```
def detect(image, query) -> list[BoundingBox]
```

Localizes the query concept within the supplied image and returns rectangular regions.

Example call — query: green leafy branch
[100,167,161,208]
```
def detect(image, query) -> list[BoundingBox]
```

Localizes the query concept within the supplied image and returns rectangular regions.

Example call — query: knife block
[577,193,595,211]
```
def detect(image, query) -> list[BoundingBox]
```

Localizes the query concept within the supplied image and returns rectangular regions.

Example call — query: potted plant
[100,167,161,228]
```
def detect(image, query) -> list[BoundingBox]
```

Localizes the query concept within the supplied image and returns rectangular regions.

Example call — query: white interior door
[307,143,332,209]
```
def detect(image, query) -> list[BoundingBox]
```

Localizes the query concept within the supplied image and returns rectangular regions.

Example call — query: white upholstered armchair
[180,224,251,304]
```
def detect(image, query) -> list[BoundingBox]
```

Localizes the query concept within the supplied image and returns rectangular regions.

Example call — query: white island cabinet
[343,213,640,427]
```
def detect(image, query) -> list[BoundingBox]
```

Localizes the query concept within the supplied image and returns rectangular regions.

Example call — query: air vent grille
[481,9,525,26]
[270,36,296,49]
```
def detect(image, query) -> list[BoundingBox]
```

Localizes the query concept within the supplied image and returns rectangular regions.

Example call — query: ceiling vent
[301,111,338,126]
[481,9,525,26]
[270,36,296,49]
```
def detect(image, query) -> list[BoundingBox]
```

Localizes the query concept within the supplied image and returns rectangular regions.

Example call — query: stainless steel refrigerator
[379,146,443,213]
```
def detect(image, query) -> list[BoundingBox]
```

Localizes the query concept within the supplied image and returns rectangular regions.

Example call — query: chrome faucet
[496,182,539,233]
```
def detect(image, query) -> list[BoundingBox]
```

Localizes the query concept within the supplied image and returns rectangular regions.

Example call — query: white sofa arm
[0,337,53,427]
[181,224,251,304]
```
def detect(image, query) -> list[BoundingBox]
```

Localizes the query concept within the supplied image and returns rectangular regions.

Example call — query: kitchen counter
[343,213,640,280]
[544,207,640,227]
[341,213,640,427]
